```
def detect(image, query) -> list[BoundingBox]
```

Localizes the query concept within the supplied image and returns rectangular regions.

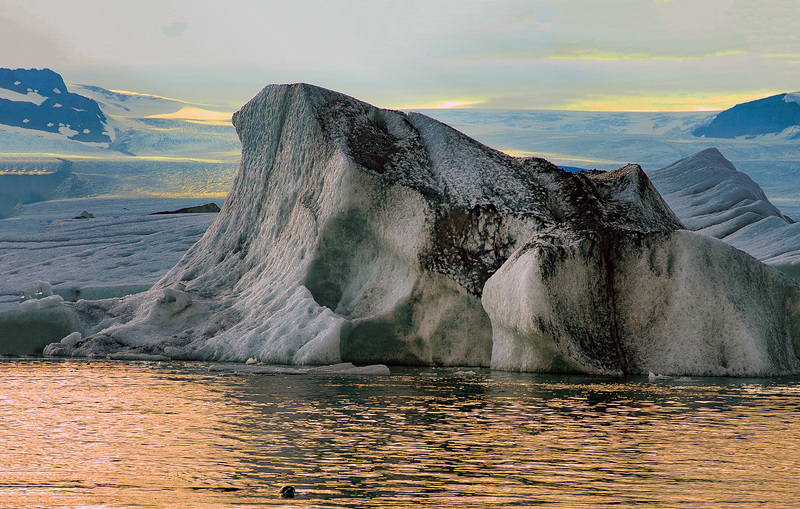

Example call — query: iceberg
[649,148,800,282]
[19,83,800,376]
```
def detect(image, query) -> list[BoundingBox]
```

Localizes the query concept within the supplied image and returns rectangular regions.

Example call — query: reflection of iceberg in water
[5,83,798,376]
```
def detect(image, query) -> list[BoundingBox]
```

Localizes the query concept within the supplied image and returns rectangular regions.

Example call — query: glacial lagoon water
[1,359,799,508]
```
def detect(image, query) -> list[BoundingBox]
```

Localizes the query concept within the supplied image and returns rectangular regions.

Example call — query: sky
[1,0,798,112]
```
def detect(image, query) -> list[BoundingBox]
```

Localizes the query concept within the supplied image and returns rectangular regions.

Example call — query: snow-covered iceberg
[25,84,800,375]
[649,148,800,281]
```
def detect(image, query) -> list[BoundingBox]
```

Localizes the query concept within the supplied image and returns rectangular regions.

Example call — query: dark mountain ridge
[0,67,110,143]
[694,93,800,139]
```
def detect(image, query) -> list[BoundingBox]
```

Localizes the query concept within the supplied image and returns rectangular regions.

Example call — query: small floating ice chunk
[208,364,304,374]
[43,343,64,357]
[20,281,54,303]
[37,281,54,297]
[19,294,64,311]
[37,295,64,309]
[163,346,186,358]
[648,372,692,382]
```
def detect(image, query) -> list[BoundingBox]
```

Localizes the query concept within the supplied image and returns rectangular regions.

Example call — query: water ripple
[1,360,798,507]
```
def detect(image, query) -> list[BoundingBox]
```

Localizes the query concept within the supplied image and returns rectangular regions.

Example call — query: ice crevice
[9,83,799,376]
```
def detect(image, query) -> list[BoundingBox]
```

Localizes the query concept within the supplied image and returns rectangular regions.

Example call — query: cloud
[2,0,799,111]
[561,91,783,112]
[391,99,486,110]
[0,5,75,67]
[545,0,750,61]
[163,21,187,37]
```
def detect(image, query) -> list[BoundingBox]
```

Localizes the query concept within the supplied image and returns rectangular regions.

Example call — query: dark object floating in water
[279,485,295,498]
[149,203,221,215]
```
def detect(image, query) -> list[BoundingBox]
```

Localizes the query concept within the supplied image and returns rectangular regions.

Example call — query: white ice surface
[0,197,218,312]
[648,148,800,281]
[484,230,800,376]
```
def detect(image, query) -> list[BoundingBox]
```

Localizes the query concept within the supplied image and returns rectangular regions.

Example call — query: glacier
[5,83,799,376]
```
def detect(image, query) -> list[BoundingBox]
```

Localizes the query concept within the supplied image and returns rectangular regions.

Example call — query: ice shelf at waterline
[9,83,800,375]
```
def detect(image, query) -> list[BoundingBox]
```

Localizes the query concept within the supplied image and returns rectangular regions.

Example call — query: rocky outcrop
[43,84,800,376]
[149,203,221,215]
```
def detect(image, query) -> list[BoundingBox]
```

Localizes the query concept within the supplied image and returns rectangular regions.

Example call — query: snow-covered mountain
[649,148,792,233]
[693,93,800,139]
[0,67,239,159]
[0,68,110,143]
[73,84,193,118]
[0,68,240,219]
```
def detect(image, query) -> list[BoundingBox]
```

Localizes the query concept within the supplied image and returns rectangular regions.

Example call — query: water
[1,359,799,508]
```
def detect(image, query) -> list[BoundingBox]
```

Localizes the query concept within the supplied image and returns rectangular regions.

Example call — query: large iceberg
[29,84,800,375]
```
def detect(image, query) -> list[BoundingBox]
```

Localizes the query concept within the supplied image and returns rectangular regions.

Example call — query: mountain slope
[693,93,800,139]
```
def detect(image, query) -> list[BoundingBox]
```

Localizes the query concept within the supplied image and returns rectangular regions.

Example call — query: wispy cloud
[1,0,798,111]
[562,91,783,112]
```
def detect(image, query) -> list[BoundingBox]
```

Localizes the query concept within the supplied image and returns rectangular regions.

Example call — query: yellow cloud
[392,99,485,110]
[561,91,781,112]
[548,49,748,62]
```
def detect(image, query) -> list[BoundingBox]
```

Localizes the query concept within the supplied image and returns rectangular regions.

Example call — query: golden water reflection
[1,360,798,508]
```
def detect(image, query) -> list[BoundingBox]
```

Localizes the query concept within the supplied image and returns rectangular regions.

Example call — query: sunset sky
[1,0,798,112]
